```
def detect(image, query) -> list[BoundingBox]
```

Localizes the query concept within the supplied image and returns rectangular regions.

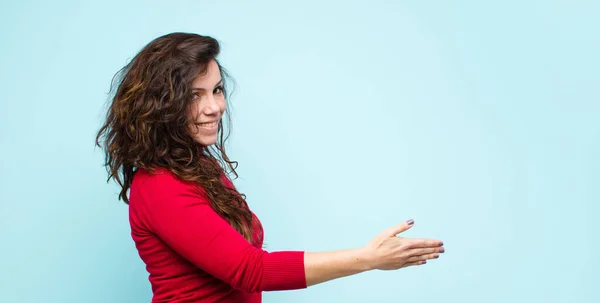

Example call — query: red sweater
[128,168,307,302]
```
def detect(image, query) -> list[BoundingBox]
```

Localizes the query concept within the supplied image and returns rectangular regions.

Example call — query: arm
[141,171,444,292]
[304,220,445,286]
[140,172,305,293]
[222,171,444,287]
[304,248,371,286]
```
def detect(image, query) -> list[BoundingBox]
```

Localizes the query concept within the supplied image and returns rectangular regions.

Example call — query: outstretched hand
[362,219,444,270]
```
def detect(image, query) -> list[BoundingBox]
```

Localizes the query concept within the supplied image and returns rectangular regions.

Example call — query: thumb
[385,219,414,237]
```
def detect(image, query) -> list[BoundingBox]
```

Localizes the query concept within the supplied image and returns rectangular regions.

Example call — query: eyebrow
[191,79,223,91]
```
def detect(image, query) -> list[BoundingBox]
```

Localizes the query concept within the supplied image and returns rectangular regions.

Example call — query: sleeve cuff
[261,251,307,291]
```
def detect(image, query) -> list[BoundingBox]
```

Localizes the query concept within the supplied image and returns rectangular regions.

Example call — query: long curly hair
[96,32,260,244]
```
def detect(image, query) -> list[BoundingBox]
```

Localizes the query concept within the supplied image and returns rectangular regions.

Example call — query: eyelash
[192,85,224,99]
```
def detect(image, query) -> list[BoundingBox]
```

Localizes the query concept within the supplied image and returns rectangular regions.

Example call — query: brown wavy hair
[95,32,261,244]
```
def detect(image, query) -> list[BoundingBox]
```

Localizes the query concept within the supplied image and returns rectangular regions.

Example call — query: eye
[214,85,224,95]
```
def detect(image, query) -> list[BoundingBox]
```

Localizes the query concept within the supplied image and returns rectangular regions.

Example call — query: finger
[405,238,443,249]
[385,219,414,237]
[407,246,445,257]
[407,252,440,263]
[402,260,427,268]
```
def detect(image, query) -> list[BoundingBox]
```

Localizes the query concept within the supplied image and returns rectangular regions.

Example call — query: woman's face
[187,59,226,146]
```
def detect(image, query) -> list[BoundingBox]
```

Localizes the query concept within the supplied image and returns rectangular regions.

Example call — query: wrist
[355,247,375,271]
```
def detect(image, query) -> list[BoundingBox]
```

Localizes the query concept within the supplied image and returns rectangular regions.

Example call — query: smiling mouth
[196,121,218,127]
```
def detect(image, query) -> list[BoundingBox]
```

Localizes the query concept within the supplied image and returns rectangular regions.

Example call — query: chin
[196,137,218,147]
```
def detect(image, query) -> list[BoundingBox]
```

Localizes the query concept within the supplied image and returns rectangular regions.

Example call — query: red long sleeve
[128,168,306,303]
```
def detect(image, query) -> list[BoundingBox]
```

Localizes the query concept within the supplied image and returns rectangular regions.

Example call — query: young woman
[96,32,444,303]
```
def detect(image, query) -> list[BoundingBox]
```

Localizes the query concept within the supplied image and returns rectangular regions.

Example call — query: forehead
[191,60,222,89]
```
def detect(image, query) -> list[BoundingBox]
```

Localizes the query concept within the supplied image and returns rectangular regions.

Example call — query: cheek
[187,101,200,120]
[186,103,199,133]
[186,122,197,138]
[219,98,227,112]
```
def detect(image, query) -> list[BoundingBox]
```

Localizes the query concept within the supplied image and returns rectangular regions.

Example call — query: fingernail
[439,241,444,246]
[434,254,439,259]
[407,219,414,225]
[440,247,445,253]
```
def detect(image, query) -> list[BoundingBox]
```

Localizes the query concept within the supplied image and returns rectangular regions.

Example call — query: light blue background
[1,0,598,302]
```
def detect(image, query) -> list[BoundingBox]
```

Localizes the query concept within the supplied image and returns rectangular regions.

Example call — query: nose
[202,95,221,115]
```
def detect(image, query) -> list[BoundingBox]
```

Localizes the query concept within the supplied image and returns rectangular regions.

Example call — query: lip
[197,120,219,124]
[195,121,219,132]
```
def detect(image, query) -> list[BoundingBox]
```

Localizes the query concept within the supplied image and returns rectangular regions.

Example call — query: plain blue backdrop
[1,0,598,302]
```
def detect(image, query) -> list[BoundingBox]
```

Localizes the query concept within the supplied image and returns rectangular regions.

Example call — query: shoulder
[133,167,181,188]
[132,167,204,201]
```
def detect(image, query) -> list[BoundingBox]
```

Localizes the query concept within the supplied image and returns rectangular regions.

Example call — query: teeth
[198,122,217,127]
